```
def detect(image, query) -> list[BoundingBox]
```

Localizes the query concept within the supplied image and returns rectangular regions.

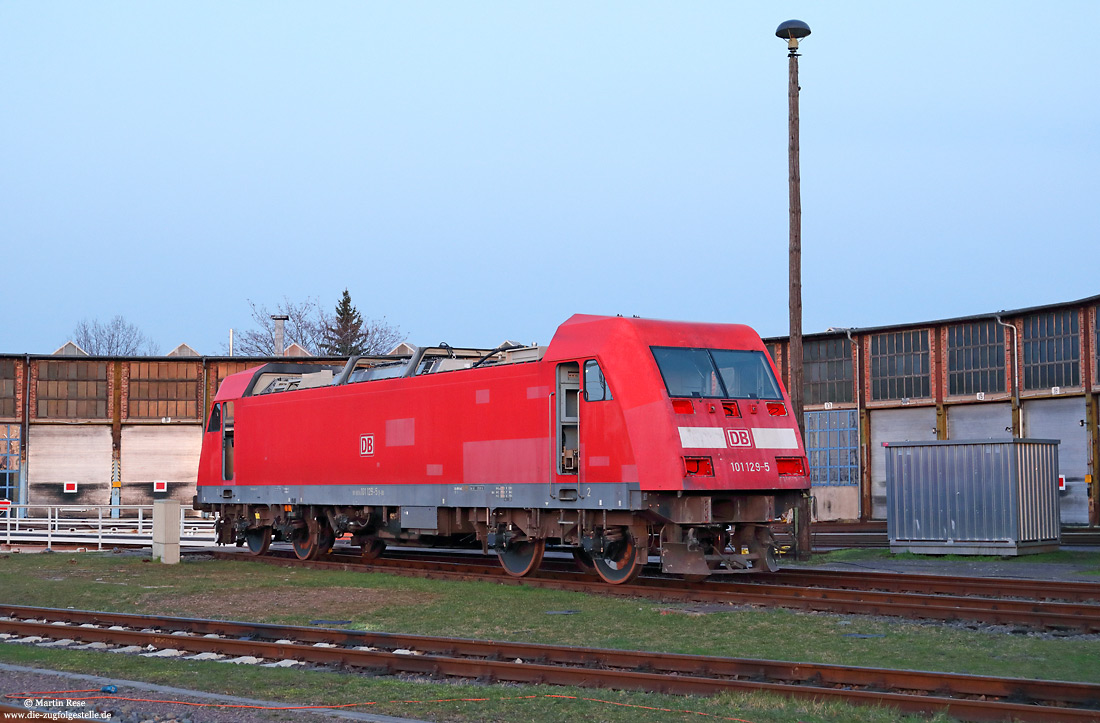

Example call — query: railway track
[201,546,1100,632]
[1,603,1097,722]
[754,567,1100,603]
[346,547,1100,603]
[770,522,1100,550]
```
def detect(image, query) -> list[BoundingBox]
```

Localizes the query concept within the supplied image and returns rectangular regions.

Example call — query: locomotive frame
[195,314,811,584]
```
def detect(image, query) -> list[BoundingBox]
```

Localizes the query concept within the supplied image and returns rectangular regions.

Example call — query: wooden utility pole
[776,19,811,560]
[787,45,804,444]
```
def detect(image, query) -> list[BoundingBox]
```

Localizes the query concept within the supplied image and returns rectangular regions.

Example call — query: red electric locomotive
[195,314,810,584]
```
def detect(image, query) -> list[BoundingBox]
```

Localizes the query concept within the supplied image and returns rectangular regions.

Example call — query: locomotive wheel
[497,538,545,578]
[760,544,779,572]
[244,527,271,556]
[291,526,332,561]
[291,529,318,560]
[360,536,386,561]
[572,547,596,574]
[592,535,645,585]
[752,526,779,573]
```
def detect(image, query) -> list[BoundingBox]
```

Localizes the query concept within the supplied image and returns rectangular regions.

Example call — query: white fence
[0,505,217,550]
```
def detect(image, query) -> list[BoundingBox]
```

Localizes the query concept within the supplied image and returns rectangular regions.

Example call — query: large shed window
[803,338,853,405]
[1023,310,1080,389]
[947,321,1005,395]
[129,361,200,419]
[870,330,930,401]
[765,343,784,382]
[0,361,15,418]
[652,347,782,400]
[36,361,109,419]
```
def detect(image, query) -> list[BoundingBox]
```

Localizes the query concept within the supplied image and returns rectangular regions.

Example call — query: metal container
[884,439,1060,555]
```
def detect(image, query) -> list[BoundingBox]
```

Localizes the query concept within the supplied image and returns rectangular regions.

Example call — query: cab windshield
[651,347,783,400]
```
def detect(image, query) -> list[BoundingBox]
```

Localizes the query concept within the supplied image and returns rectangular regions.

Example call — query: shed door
[1023,397,1088,525]
[121,425,203,506]
[805,410,859,487]
[0,424,19,503]
[869,407,938,519]
[947,403,1013,441]
[27,425,113,507]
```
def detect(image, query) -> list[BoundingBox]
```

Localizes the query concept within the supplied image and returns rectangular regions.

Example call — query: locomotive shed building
[1,293,1098,529]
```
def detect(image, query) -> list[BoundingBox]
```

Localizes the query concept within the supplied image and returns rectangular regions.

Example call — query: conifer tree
[320,289,366,356]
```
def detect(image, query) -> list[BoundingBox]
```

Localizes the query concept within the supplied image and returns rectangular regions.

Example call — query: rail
[0,505,216,550]
[3,603,1098,721]
[208,547,1100,632]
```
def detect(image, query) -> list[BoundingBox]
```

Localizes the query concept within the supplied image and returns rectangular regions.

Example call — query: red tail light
[766,402,787,416]
[683,456,714,476]
[672,399,694,414]
[722,401,740,418]
[776,457,806,476]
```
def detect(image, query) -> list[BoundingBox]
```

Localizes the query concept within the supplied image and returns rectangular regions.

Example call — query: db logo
[360,434,375,457]
[727,429,752,448]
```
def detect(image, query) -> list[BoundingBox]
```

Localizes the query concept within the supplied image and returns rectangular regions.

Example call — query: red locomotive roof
[214,366,263,402]
[544,314,766,363]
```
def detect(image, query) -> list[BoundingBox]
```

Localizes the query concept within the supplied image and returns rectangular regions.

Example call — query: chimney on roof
[271,315,289,356]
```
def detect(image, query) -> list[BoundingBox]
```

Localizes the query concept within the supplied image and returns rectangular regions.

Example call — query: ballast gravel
[0,662,428,723]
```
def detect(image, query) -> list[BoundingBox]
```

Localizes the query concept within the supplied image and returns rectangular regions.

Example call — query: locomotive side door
[579,359,615,485]
[553,362,580,499]
[200,401,234,486]
[221,402,235,483]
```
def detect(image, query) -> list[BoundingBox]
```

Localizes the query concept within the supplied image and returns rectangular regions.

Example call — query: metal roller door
[1023,398,1088,525]
[870,407,938,519]
[27,425,113,507]
[947,403,1013,441]
[121,425,203,506]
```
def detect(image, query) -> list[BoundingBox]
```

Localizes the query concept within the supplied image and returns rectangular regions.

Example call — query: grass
[1,551,1098,721]
[0,644,953,723]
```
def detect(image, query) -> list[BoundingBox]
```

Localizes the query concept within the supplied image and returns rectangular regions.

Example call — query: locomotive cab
[645,345,808,576]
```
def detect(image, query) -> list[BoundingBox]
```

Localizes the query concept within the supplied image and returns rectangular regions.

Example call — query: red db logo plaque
[727,429,752,448]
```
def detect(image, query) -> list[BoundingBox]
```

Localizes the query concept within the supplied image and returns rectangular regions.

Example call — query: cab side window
[206,403,221,433]
[584,360,612,401]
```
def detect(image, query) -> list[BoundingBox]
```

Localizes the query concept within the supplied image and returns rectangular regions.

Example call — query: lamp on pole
[776,19,811,558]
[775,19,810,444]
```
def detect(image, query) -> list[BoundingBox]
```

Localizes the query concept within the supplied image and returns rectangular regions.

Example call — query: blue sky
[2,3,1096,354]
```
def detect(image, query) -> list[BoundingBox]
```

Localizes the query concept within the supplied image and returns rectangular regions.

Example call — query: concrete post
[152,499,181,564]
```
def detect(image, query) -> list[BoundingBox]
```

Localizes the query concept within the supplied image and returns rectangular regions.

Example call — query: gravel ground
[0,663,427,723]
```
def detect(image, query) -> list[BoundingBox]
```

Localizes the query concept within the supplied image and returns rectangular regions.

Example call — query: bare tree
[358,314,404,355]
[230,298,327,356]
[72,316,160,355]
[230,295,404,357]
